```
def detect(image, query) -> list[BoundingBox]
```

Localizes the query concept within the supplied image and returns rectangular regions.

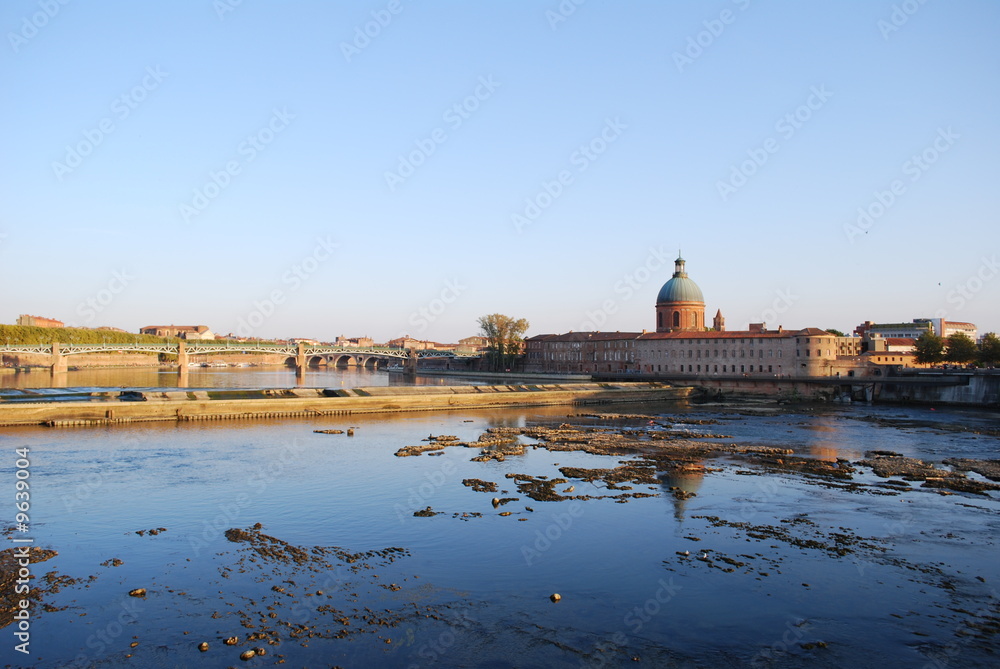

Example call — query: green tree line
[914,331,1000,366]
[0,324,174,346]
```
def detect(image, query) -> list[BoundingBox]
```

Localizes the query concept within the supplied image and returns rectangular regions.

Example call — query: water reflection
[0,366,491,391]
[658,469,706,521]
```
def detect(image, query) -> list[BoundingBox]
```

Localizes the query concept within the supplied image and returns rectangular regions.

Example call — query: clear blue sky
[2,1,998,342]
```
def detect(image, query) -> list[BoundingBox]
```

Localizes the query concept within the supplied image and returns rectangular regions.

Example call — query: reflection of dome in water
[658,468,705,521]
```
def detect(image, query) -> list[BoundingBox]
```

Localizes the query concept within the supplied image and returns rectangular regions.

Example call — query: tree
[477,314,529,372]
[978,332,1000,367]
[945,332,977,364]
[826,328,846,337]
[913,331,945,365]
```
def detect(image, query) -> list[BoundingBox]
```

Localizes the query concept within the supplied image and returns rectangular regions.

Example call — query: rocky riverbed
[4,402,999,667]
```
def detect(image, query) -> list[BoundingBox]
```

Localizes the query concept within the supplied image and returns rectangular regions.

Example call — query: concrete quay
[0,382,691,427]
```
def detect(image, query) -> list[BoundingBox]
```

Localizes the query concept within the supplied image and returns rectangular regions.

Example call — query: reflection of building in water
[799,418,850,461]
[658,465,705,521]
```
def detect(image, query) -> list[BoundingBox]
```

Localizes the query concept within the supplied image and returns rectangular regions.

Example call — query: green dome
[656,277,704,303]
[656,255,704,304]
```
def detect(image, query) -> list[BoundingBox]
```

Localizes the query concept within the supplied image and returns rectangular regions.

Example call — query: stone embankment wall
[0,383,692,427]
[875,375,1000,407]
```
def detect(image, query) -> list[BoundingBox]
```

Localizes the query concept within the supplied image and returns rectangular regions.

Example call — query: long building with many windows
[525,255,868,378]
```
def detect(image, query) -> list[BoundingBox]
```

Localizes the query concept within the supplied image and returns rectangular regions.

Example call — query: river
[0,375,998,667]
[0,365,481,393]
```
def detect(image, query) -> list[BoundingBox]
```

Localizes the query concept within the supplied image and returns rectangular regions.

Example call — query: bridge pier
[177,341,189,369]
[404,350,418,375]
[51,342,67,374]
[295,342,307,375]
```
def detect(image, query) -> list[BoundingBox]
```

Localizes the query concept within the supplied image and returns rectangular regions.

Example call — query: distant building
[854,320,933,341]
[855,319,978,342]
[289,338,321,346]
[456,336,489,354]
[526,255,877,378]
[139,325,215,340]
[17,314,64,328]
[865,336,917,353]
[335,336,375,348]
[926,319,978,341]
[387,336,456,351]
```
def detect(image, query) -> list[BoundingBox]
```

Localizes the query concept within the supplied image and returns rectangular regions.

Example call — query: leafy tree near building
[826,328,846,337]
[477,314,529,372]
[913,331,945,365]
[945,332,977,364]
[978,332,1000,367]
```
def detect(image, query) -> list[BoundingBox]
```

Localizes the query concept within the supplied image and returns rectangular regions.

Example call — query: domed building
[655,254,706,332]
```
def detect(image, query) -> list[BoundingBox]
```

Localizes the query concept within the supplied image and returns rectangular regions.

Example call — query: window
[657,312,662,328]
[673,311,680,327]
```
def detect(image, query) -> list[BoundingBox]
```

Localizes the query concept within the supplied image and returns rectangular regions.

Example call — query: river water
[1,372,998,667]
[0,366,478,393]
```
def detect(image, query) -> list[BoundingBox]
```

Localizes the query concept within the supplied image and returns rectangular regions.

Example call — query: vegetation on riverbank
[0,324,173,346]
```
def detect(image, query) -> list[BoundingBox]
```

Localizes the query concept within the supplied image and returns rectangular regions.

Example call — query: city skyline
[2,1,998,341]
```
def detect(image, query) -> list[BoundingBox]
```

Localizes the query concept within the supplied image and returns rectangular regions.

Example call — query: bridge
[0,341,480,374]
